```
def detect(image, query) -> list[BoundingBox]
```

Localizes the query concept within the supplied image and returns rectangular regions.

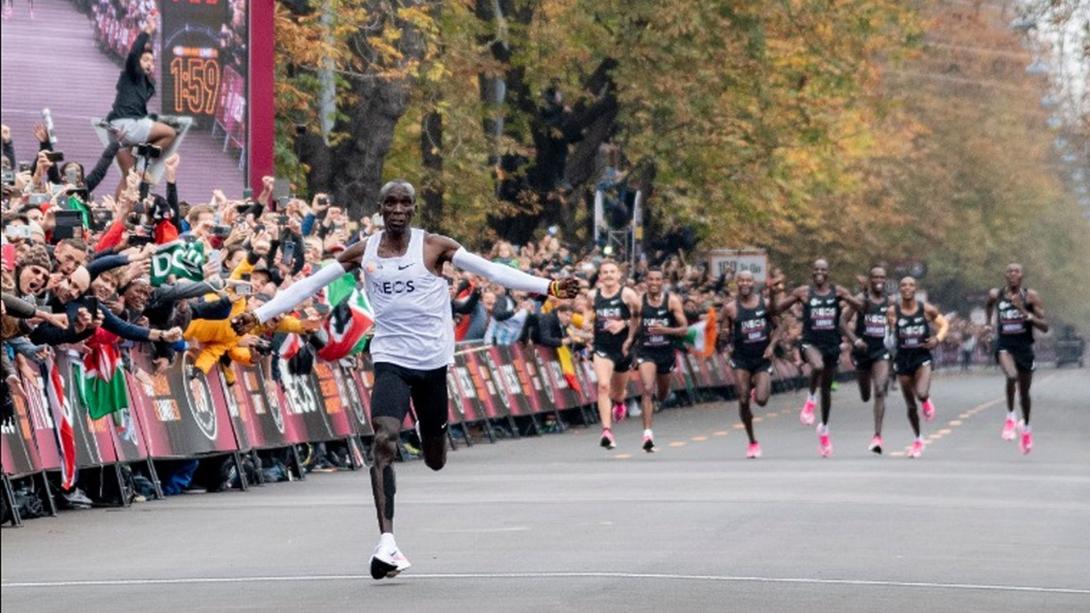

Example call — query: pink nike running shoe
[612,402,626,423]
[746,442,762,459]
[800,399,816,426]
[1019,430,1033,455]
[1001,416,1017,441]
[921,399,936,422]
[818,432,832,457]
[908,440,924,458]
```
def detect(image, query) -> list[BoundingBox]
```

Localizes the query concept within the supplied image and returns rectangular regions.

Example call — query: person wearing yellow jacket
[184,254,318,384]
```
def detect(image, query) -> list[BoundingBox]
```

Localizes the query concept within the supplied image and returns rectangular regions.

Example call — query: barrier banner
[460,350,509,420]
[576,357,597,405]
[55,355,118,468]
[111,379,151,463]
[313,362,358,438]
[708,352,730,387]
[485,347,531,417]
[345,367,377,435]
[128,351,238,457]
[2,390,39,477]
[13,360,62,471]
[449,355,484,423]
[532,347,581,410]
[333,364,373,436]
[506,344,554,415]
[271,357,338,443]
[683,353,713,389]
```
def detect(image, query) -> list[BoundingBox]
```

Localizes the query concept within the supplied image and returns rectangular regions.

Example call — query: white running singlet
[362,228,455,370]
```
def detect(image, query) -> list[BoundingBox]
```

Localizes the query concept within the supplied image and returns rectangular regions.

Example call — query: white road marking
[419,526,530,534]
[3,572,1087,595]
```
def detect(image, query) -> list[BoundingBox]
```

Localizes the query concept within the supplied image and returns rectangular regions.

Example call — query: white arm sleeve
[254,261,347,324]
[452,247,550,295]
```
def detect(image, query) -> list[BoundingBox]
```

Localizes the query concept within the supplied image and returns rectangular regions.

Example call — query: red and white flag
[46,362,77,490]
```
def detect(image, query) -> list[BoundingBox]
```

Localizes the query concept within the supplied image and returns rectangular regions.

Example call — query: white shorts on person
[110,117,155,145]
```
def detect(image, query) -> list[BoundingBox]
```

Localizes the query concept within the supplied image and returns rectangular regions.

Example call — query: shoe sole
[869,445,882,454]
[643,441,655,453]
[370,557,399,580]
[600,438,615,450]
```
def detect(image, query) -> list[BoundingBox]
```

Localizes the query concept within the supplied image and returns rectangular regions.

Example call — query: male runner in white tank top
[232,180,578,580]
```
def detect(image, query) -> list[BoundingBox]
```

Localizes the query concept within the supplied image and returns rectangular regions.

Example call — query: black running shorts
[852,346,891,371]
[371,362,449,437]
[730,354,774,375]
[996,345,1036,373]
[637,348,676,375]
[801,343,841,372]
[595,348,634,372]
[894,349,932,376]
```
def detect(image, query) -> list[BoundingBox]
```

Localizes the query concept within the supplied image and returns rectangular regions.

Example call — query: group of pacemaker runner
[231,180,1049,580]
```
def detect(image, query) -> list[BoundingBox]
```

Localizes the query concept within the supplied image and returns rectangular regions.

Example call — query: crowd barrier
[2,343,831,525]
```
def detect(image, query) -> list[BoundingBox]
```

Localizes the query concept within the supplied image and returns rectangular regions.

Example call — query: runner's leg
[871,360,890,437]
[1017,369,1033,425]
[735,369,756,444]
[638,360,657,431]
[899,373,920,438]
[593,354,616,428]
[753,369,771,407]
[411,367,449,472]
[819,353,837,426]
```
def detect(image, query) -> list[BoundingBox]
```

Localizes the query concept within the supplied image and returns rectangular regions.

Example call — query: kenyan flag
[317,262,374,361]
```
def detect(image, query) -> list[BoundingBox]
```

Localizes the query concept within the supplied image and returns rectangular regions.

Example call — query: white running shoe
[370,533,411,579]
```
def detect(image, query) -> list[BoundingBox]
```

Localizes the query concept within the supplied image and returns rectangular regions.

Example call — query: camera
[4,225,32,240]
[128,234,153,247]
[18,161,33,173]
[211,225,232,238]
[134,144,162,159]
[45,151,65,163]
[89,207,113,232]
[1,169,13,185]
[317,195,329,206]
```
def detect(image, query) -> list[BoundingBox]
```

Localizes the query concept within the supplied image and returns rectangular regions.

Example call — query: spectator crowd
[0,116,1008,512]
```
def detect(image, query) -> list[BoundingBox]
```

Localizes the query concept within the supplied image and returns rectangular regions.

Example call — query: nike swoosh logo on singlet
[398,264,412,270]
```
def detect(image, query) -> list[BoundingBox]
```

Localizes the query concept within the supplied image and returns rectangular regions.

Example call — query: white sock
[1007,411,1016,420]
[643,429,653,438]
[808,392,817,403]
[916,436,924,443]
[818,423,828,435]
[379,532,396,548]
[1022,424,1032,433]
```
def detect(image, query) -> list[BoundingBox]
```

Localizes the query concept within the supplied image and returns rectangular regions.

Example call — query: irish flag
[317,262,374,361]
[683,308,718,358]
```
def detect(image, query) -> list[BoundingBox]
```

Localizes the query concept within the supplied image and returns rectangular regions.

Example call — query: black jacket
[106,31,155,122]
[536,312,566,348]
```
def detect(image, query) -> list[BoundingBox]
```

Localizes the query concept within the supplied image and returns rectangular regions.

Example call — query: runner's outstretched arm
[428,234,579,298]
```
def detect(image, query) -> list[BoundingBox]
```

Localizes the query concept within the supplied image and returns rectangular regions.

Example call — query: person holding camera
[104,14,177,197]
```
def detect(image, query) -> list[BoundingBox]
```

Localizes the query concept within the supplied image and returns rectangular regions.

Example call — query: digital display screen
[0,0,250,199]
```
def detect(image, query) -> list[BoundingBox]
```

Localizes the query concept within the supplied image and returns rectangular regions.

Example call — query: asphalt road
[3,368,1088,612]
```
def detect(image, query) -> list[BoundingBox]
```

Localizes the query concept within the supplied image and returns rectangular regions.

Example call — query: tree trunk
[420,109,444,229]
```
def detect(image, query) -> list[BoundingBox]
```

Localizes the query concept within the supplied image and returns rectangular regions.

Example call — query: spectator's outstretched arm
[1,124,14,169]
[88,254,129,280]
[150,280,219,307]
[85,142,122,193]
[125,31,151,80]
